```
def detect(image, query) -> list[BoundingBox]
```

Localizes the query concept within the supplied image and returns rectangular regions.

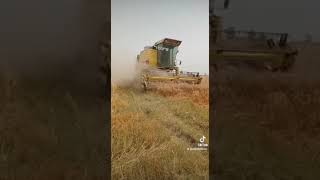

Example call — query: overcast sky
[111,0,209,76]
[0,0,106,77]
[214,0,319,40]
[112,0,318,78]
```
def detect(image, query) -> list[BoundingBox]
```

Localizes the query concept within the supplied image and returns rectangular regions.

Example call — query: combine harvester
[136,38,202,90]
[210,0,298,72]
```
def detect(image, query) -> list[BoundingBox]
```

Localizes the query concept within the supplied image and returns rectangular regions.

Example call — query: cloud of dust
[111,53,141,87]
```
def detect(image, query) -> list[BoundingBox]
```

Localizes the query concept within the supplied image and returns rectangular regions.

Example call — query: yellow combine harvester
[137,38,202,90]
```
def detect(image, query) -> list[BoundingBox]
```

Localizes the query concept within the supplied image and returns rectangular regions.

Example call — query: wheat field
[111,76,209,179]
[0,70,107,179]
[211,43,320,179]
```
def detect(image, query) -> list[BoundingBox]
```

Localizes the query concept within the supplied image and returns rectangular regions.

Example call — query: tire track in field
[129,90,206,146]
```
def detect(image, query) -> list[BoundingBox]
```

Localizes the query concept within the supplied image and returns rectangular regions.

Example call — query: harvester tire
[142,81,148,91]
[280,56,295,72]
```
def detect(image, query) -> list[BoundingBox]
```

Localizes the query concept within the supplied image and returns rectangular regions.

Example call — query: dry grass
[212,72,320,179]
[0,71,107,179]
[149,76,209,107]
[215,73,320,134]
[112,81,209,179]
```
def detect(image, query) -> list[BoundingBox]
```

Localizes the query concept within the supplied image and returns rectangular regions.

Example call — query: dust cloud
[111,53,141,87]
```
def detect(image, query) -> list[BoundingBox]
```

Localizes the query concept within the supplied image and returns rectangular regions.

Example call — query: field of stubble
[0,68,107,179]
[212,42,320,180]
[112,77,209,179]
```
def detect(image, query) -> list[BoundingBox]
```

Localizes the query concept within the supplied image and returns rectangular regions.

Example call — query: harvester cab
[137,38,202,90]
[137,38,181,73]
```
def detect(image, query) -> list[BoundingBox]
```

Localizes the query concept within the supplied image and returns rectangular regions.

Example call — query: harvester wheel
[141,74,149,91]
[142,80,148,91]
[280,56,295,72]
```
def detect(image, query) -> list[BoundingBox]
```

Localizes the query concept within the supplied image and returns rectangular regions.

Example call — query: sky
[0,0,107,79]
[213,0,319,41]
[0,0,317,76]
[111,0,209,77]
[112,0,319,78]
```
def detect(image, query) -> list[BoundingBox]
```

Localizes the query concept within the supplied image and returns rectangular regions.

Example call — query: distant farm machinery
[210,0,298,72]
